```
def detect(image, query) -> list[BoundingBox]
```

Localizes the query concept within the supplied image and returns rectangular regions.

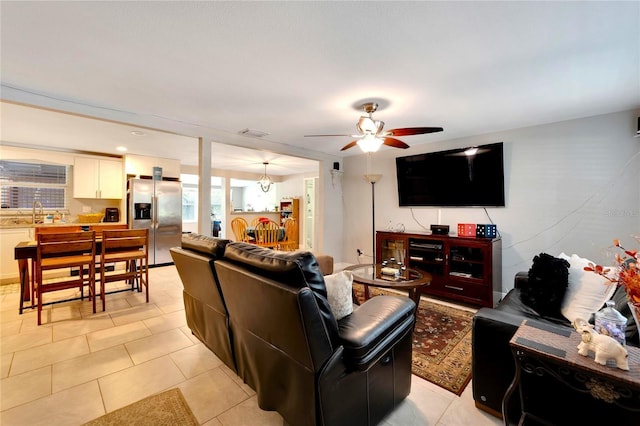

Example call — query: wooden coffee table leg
[409,288,422,306]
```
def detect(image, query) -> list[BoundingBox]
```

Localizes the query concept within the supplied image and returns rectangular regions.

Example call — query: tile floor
[0,265,502,426]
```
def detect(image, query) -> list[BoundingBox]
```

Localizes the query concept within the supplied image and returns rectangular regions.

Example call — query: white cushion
[324,270,354,320]
[559,253,617,323]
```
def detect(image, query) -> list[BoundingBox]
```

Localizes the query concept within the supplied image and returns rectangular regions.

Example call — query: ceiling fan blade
[304,134,354,137]
[383,137,410,149]
[385,127,443,136]
[340,140,359,151]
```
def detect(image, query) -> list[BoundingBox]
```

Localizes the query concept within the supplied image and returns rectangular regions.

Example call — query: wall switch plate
[82,206,92,213]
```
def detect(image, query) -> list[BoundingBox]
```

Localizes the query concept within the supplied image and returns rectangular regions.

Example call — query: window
[0,160,69,209]
[180,174,225,223]
[182,185,198,222]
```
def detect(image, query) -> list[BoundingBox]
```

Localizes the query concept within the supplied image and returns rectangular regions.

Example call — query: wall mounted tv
[395,142,505,207]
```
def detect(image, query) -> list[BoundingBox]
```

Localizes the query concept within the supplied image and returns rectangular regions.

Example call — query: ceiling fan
[305,102,443,152]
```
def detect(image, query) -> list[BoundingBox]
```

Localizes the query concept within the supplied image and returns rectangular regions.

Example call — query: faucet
[32,200,43,224]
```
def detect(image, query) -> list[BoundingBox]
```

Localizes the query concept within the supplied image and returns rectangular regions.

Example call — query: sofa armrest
[338,295,415,370]
[472,306,525,417]
[314,254,334,276]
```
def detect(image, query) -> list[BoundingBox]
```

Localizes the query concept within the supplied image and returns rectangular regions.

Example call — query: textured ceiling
[1,1,638,173]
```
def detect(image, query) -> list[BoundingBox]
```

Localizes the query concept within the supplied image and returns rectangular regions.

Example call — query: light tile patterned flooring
[0,265,502,426]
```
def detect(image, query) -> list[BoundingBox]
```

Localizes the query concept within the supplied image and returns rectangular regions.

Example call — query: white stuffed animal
[572,318,629,371]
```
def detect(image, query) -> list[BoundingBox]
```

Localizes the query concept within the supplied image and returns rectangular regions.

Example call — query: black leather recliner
[169,234,236,371]
[215,242,416,426]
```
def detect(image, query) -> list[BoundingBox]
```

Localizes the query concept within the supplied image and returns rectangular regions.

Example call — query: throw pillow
[559,253,617,323]
[520,253,570,318]
[324,270,354,320]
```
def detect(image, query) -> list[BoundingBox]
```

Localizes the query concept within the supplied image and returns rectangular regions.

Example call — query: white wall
[316,160,344,260]
[343,110,640,295]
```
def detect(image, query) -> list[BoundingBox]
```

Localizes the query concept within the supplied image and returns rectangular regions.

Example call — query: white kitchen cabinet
[73,157,123,199]
[0,227,31,281]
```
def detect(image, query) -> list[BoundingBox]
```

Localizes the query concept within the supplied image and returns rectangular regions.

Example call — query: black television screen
[395,142,505,207]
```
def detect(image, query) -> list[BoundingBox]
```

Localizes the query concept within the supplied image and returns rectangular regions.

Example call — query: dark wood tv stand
[376,231,502,307]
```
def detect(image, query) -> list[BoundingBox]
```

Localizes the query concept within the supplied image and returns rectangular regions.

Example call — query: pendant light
[258,162,273,192]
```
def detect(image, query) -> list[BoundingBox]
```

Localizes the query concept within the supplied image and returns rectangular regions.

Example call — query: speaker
[430,224,450,235]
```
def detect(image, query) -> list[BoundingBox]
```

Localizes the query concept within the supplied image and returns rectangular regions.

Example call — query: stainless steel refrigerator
[128,178,182,265]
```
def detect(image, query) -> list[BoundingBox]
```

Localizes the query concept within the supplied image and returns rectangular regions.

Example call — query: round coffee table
[344,263,432,306]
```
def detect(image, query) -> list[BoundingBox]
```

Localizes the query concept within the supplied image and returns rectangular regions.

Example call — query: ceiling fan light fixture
[257,161,273,192]
[357,134,384,152]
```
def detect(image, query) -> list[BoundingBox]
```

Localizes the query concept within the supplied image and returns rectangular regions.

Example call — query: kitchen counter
[0,221,126,229]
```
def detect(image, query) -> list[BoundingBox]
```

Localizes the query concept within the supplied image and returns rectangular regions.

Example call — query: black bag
[521,253,570,318]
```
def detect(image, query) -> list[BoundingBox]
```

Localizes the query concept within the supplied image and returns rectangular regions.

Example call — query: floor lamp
[364,173,382,273]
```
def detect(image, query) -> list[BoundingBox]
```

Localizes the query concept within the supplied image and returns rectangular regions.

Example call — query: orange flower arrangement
[584,237,640,306]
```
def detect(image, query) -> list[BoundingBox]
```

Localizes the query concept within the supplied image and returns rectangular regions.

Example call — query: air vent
[238,128,269,138]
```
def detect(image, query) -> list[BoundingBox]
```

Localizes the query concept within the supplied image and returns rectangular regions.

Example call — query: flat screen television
[395,142,505,207]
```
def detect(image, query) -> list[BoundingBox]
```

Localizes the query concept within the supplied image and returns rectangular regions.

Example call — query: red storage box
[457,223,476,237]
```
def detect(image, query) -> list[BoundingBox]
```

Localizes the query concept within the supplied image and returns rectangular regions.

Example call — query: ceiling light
[357,134,384,153]
[257,162,273,192]
[130,131,146,136]
[116,146,128,152]
[464,147,478,156]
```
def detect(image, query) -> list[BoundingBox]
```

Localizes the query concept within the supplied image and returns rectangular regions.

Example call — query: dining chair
[99,228,149,311]
[253,220,280,249]
[231,217,251,242]
[35,231,96,325]
[278,218,299,251]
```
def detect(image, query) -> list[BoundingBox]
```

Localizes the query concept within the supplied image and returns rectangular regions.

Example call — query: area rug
[82,388,198,426]
[353,284,474,396]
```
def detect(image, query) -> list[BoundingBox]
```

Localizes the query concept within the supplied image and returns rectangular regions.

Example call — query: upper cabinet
[124,154,180,179]
[73,157,123,199]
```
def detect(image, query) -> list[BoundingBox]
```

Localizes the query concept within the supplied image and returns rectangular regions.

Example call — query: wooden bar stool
[35,231,96,325]
[99,229,149,311]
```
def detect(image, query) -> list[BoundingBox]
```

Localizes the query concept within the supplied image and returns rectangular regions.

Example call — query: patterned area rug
[353,284,474,396]
[82,388,198,426]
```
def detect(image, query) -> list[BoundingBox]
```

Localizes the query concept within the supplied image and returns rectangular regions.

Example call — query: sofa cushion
[181,233,230,258]
[324,270,353,320]
[520,253,570,318]
[558,253,617,323]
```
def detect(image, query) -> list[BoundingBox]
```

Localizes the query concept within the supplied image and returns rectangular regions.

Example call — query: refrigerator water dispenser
[134,203,151,220]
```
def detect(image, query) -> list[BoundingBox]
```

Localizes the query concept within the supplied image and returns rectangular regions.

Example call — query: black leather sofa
[171,234,416,426]
[472,272,639,421]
